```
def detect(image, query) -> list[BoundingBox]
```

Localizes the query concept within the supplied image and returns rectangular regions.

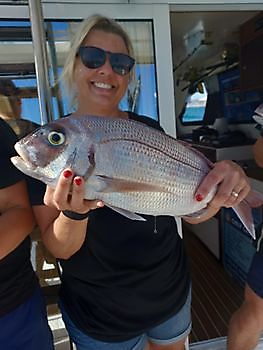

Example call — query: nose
[98,55,114,75]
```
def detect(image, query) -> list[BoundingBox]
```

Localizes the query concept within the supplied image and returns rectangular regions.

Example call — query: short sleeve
[0,155,23,189]
[26,176,46,206]
[0,118,24,189]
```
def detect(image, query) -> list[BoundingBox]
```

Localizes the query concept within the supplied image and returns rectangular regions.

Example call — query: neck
[75,106,128,119]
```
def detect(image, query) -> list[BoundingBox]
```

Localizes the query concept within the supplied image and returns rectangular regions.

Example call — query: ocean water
[182,106,206,122]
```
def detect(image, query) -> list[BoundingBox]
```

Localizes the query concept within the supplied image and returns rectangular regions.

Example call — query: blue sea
[182,106,205,122]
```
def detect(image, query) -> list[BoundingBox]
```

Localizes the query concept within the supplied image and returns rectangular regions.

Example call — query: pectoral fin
[107,205,146,221]
[95,175,165,193]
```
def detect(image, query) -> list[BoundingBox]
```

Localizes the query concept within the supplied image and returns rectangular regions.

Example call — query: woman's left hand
[195,160,251,210]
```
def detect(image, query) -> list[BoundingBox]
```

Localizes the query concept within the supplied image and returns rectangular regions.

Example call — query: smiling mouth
[93,81,113,89]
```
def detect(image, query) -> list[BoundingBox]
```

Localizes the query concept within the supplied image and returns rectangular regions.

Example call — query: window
[180,82,207,124]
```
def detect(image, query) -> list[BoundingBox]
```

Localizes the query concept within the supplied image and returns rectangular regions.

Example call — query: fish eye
[47,131,65,146]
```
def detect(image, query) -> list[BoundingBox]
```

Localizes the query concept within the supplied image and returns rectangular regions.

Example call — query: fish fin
[232,202,256,239]
[232,190,263,239]
[95,175,164,193]
[107,205,146,221]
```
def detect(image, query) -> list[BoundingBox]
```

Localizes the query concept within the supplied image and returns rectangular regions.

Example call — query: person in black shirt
[0,79,39,139]
[0,117,54,350]
[31,15,250,350]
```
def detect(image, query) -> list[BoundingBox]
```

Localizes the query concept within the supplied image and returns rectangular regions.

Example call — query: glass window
[0,18,158,136]
[180,82,207,124]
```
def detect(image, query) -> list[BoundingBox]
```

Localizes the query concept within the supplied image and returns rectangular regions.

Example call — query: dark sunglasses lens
[79,47,106,69]
[110,53,135,76]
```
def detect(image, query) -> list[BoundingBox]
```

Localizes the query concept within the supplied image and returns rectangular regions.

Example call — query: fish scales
[74,116,213,215]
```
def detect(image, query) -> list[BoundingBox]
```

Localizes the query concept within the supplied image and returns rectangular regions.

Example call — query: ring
[231,190,239,198]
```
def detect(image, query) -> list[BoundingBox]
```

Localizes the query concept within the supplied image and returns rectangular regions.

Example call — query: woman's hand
[43,169,104,213]
[196,160,250,210]
[183,160,251,225]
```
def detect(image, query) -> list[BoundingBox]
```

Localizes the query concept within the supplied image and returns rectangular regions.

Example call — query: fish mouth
[11,142,38,174]
[11,155,37,173]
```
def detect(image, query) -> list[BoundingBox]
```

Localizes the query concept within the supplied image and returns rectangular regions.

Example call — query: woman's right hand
[43,168,104,213]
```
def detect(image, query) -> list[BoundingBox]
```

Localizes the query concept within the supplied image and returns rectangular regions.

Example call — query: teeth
[94,82,112,89]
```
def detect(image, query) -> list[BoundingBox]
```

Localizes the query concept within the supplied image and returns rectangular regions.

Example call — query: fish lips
[11,142,39,176]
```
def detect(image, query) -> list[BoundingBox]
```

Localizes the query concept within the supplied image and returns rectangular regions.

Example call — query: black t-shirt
[30,113,191,341]
[0,118,38,316]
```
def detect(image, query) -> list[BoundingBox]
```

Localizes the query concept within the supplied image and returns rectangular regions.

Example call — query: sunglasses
[78,46,135,76]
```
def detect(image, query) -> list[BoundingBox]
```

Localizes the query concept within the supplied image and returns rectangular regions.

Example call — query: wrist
[62,210,90,221]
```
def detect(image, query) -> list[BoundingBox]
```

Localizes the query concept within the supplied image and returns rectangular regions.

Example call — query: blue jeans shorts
[60,286,192,350]
[0,286,54,350]
[247,224,263,298]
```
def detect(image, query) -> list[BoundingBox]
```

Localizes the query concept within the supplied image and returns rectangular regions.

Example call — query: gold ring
[231,190,239,198]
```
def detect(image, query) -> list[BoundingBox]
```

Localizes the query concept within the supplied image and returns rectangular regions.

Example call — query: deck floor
[183,225,244,343]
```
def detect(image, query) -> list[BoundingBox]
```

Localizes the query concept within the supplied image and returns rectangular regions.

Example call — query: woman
[0,117,54,350]
[31,15,250,350]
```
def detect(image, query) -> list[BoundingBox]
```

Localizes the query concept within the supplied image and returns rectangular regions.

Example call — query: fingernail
[195,193,204,202]
[63,170,72,178]
[74,178,82,186]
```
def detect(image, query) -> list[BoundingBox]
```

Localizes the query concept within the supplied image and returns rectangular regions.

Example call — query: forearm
[0,206,35,259]
[41,211,88,259]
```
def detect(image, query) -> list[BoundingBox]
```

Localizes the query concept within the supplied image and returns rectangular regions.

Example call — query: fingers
[70,176,104,212]
[43,169,104,212]
[195,160,251,209]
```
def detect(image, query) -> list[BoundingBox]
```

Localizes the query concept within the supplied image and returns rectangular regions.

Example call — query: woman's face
[74,29,131,117]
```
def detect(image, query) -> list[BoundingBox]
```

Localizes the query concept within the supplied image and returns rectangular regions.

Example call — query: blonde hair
[61,15,135,108]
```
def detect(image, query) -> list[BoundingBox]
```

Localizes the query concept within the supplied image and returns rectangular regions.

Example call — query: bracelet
[62,210,90,221]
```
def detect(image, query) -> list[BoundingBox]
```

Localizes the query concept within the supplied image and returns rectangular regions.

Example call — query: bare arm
[253,136,263,168]
[183,160,251,224]
[0,180,35,259]
[33,169,103,259]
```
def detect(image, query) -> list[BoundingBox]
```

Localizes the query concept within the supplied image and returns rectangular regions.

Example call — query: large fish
[253,103,263,126]
[11,115,262,238]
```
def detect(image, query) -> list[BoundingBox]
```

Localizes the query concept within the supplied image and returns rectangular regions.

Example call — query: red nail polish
[74,178,82,186]
[195,194,203,202]
[63,170,72,178]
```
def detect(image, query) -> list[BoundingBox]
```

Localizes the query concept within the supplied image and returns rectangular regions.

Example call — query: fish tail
[233,190,263,239]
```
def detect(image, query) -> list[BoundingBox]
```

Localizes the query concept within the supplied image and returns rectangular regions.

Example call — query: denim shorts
[247,224,263,298]
[0,287,54,350]
[60,286,192,350]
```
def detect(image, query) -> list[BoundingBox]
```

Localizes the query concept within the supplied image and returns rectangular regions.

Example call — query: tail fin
[233,190,263,239]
